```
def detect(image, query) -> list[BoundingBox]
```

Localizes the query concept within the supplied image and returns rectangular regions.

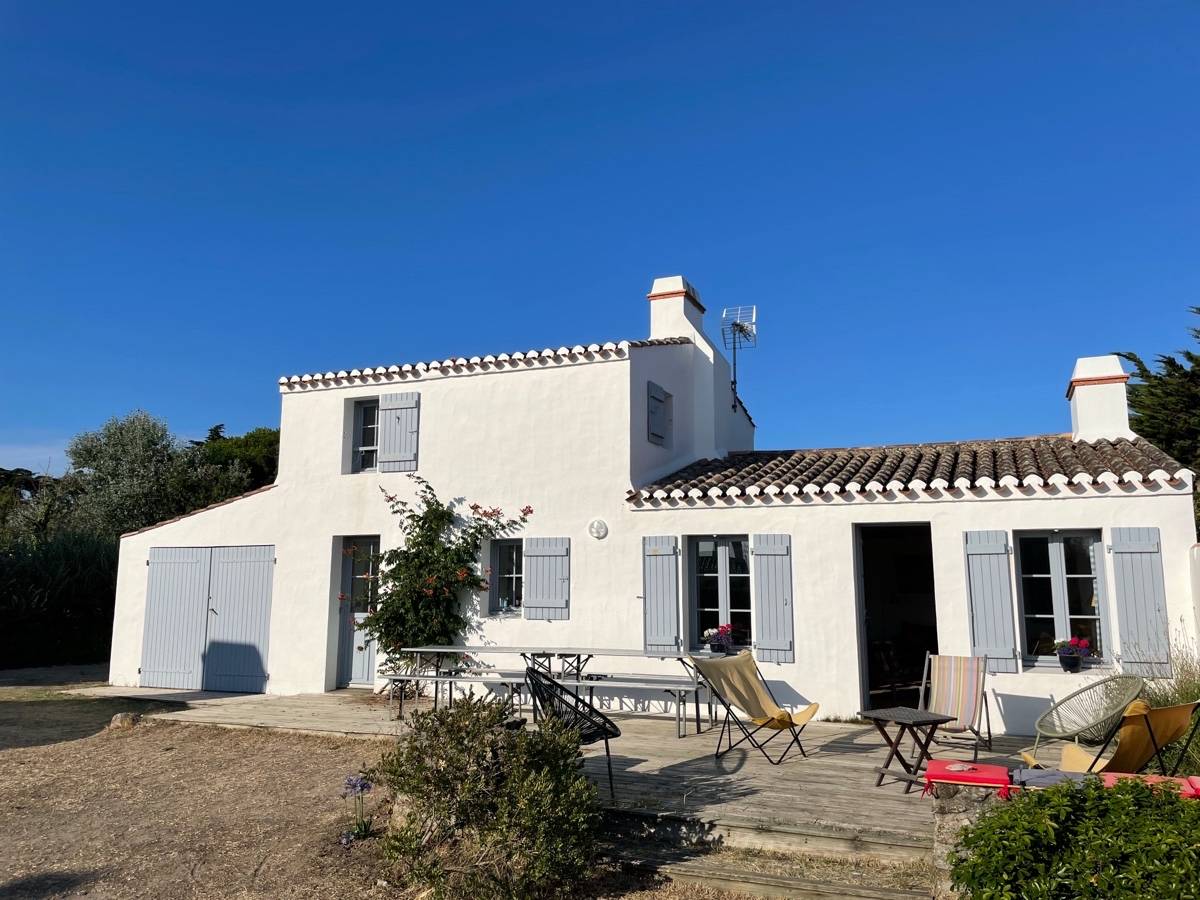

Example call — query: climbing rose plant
[363,475,531,661]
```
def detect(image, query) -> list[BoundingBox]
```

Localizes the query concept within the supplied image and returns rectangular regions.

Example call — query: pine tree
[1117,307,1200,528]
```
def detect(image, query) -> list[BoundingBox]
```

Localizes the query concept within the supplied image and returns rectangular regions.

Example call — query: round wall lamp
[588,519,609,540]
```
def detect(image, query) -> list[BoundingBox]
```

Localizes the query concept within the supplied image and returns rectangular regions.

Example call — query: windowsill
[488,609,523,619]
[1021,658,1114,673]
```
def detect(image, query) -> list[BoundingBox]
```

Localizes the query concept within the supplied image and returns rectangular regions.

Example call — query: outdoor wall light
[588,519,609,540]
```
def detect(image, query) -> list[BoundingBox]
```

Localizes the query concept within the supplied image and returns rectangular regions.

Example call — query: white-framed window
[1015,530,1105,659]
[352,400,379,472]
[689,535,752,648]
[490,539,523,613]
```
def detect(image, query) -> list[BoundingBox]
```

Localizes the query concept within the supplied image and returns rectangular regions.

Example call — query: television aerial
[720,305,757,410]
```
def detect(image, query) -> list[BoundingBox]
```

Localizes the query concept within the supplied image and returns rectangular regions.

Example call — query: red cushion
[924,759,1012,788]
[1101,773,1198,798]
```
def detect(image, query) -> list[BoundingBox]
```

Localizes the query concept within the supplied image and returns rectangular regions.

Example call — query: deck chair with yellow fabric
[691,651,819,766]
[1057,699,1200,775]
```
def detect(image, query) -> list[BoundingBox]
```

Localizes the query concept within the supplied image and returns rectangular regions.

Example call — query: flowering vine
[360,475,530,663]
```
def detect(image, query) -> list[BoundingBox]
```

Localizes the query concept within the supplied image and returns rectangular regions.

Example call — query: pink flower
[521,505,534,517]
[1069,637,1080,647]
[1079,638,1090,650]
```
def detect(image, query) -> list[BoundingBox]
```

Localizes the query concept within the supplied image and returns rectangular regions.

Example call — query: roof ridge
[279,337,693,390]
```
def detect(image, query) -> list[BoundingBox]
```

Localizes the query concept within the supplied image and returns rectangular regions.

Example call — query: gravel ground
[0,678,736,899]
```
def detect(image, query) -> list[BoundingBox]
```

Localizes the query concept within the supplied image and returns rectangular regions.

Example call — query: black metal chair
[525,667,622,798]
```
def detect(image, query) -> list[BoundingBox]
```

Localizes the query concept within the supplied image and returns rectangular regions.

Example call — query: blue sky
[2,3,1198,473]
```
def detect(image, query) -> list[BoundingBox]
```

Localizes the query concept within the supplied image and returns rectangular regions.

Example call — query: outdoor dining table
[395,645,722,733]
[859,706,956,793]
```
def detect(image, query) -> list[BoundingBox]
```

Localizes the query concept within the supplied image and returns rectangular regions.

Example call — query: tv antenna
[720,305,757,410]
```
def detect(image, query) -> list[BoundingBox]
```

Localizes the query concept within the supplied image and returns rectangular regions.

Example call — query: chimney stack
[1066,355,1134,442]
[647,275,706,341]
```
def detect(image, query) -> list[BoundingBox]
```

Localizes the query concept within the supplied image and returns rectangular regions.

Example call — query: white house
[109,275,1198,734]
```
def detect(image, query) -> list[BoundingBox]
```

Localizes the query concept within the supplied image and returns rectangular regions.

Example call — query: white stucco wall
[108,281,1198,738]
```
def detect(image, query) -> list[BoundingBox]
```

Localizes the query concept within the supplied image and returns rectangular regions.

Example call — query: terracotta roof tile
[629,436,1189,501]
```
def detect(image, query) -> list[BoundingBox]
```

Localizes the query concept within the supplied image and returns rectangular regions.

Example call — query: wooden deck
[73,685,1026,861]
[584,715,1025,861]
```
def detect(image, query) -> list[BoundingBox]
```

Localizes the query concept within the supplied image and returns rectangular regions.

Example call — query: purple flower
[341,774,372,798]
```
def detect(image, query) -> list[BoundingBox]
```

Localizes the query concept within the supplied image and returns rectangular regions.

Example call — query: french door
[691,536,752,648]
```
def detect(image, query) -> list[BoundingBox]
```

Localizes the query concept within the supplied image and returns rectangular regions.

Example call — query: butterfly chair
[1020,675,1144,769]
[525,667,621,799]
[1056,699,1200,775]
[917,653,992,761]
[691,651,820,766]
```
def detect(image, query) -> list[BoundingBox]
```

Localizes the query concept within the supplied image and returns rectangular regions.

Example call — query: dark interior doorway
[858,524,939,710]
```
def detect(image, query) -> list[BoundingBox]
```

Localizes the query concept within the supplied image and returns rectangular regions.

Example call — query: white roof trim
[279,338,691,392]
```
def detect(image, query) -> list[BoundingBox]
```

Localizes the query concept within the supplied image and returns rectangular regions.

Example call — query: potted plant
[1054,636,1093,672]
[702,624,734,654]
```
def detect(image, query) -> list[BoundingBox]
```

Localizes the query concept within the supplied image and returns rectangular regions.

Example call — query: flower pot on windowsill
[708,643,728,655]
[1059,654,1083,673]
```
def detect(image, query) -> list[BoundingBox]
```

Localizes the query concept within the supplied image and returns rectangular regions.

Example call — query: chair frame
[525,667,621,798]
[697,660,809,766]
[917,652,992,762]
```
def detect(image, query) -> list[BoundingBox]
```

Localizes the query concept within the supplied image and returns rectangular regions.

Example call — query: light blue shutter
[140,547,211,690]
[752,534,794,663]
[964,531,1018,673]
[1111,527,1172,677]
[523,537,569,621]
[378,392,419,473]
[647,382,668,446]
[643,536,680,653]
[202,545,274,692]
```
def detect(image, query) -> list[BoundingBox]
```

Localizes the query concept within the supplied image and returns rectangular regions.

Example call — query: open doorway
[857,524,938,710]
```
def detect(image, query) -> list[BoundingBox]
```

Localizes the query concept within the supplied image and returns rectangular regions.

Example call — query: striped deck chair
[917,653,991,761]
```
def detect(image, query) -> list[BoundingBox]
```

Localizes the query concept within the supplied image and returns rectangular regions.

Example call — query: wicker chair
[1024,675,1144,765]
[525,667,622,798]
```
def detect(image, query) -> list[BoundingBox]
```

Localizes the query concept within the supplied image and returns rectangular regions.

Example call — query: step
[605,807,932,864]
[610,845,930,899]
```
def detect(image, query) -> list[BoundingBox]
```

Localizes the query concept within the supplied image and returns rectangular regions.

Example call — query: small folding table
[859,706,955,793]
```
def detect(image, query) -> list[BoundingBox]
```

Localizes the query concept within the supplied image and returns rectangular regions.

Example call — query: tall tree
[192,424,280,489]
[1118,307,1200,528]
[67,411,251,538]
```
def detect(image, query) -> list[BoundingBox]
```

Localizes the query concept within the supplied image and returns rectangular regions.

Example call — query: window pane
[360,404,378,428]
[1069,618,1102,658]
[1066,577,1098,616]
[359,449,376,470]
[696,575,719,610]
[696,540,718,575]
[1063,536,1094,576]
[1021,576,1053,616]
[697,608,720,636]
[1024,619,1057,656]
[1018,536,1050,575]
[727,539,750,575]
[728,576,750,611]
[729,611,752,646]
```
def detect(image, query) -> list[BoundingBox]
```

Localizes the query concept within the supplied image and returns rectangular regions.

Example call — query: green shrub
[951,778,1200,898]
[1142,639,1200,775]
[0,530,118,667]
[374,694,600,899]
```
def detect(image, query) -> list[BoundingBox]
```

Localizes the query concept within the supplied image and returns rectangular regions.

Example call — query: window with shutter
[378,392,420,473]
[1110,527,1172,677]
[963,531,1019,673]
[523,537,569,621]
[647,381,672,447]
[643,536,681,653]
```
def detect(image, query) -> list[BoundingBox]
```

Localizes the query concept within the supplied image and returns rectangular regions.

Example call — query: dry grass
[0,679,742,899]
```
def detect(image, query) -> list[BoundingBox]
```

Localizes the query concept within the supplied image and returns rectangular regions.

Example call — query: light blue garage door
[139,545,274,693]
